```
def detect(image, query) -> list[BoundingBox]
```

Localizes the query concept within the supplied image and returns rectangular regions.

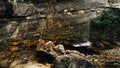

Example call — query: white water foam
[73,40,92,47]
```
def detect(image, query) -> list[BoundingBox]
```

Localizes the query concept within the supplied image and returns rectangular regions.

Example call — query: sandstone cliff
[0,0,120,40]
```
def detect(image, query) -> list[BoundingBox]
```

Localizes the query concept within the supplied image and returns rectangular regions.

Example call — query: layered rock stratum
[0,0,120,40]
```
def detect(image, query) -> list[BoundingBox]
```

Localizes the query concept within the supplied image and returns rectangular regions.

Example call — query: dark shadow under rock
[64,44,101,55]
[36,51,55,64]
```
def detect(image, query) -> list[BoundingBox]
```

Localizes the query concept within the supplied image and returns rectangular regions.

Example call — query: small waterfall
[72,38,92,47]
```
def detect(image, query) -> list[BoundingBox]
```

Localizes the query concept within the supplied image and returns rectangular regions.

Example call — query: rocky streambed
[0,38,120,68]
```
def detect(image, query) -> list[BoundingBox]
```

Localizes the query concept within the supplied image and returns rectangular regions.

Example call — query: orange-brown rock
[12,42,20,46]
[9,46,19,52]
[37,39,45,50]
[22,40,31,46]
[38,41,55,51]
[0,51,12,59]
[30,40,39,46]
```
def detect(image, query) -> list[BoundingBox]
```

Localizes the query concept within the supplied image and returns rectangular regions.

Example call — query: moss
[0,41,4,45]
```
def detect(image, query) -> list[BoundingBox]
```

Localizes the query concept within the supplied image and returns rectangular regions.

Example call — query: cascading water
[72,22,91,47]
[72,38,92,47]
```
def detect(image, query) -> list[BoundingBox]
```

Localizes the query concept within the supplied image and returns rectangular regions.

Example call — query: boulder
[36,41,65,63]
[53,53,96,68]
[37,41,65,57]
[54,44,66,55]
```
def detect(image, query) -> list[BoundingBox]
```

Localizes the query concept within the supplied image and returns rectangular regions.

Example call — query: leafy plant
[90,8,120,41]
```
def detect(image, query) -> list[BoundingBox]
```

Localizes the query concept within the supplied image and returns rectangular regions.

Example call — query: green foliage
[90,8,120,41]
[0,41,4,45]
[81,23,90,37]
[0,41,9,51]
[24,33,40,40]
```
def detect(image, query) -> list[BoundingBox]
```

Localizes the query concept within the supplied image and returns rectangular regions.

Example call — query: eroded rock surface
[0,0,120,40]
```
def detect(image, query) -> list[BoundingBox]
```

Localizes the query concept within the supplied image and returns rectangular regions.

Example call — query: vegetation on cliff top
[90,8,120,41]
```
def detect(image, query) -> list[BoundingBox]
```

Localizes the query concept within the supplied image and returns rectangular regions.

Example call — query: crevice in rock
[4,0,14,18]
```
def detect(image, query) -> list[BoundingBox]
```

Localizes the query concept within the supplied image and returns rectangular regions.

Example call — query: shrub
[90,8,120,41]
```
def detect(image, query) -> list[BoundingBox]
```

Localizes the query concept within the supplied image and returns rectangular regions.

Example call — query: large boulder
[53,53,96,68]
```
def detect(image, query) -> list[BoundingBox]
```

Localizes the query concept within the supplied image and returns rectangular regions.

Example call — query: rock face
[0,0,120,40]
